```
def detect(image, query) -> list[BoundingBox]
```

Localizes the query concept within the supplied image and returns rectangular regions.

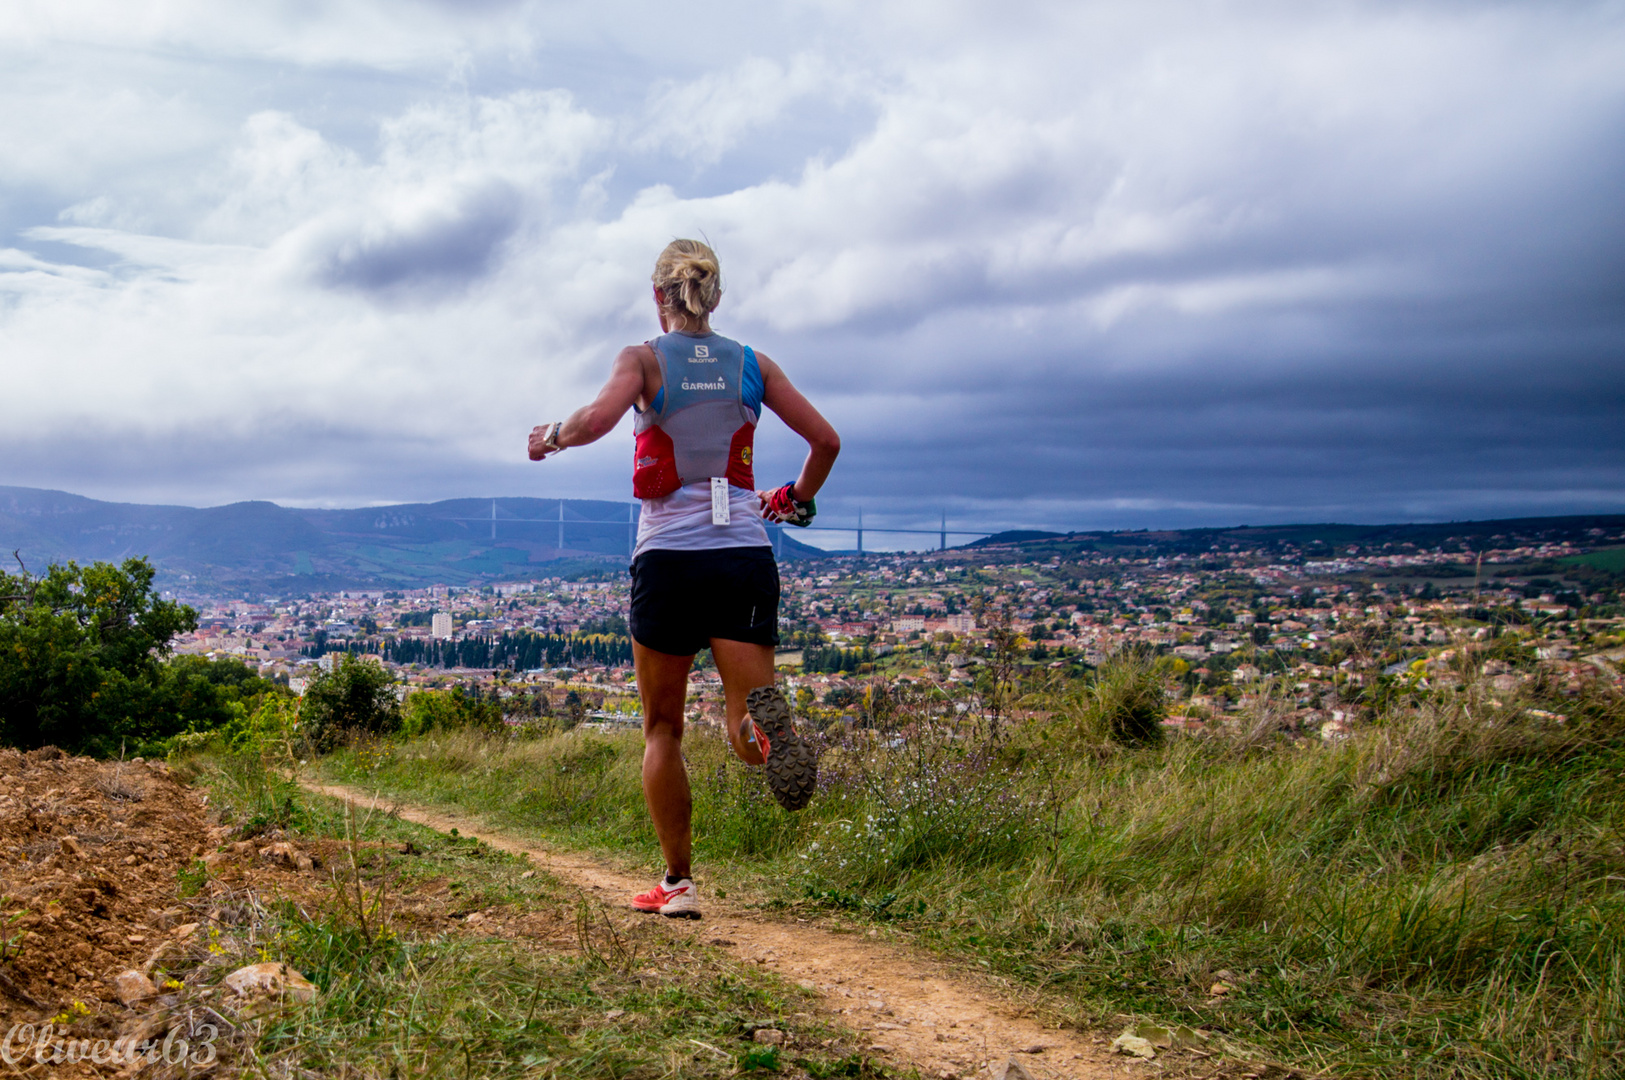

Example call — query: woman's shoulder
[617,341,660,364]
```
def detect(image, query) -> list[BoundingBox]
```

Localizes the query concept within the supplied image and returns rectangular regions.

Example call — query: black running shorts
[628,546,780,656]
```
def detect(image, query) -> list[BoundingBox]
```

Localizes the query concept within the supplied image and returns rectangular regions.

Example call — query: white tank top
[634,483,769,557]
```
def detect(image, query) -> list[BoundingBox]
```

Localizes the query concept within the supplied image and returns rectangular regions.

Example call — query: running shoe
[746,686,818,811]
[630,877,700,919]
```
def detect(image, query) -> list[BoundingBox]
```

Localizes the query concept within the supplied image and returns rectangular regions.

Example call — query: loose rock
[223,962,319,1005]
[112,969,157,1006]
[1115,1022,1210,1052]
[1111,1035,1156,1059]
[258,841,317,872]
[988,1059,1037,1080]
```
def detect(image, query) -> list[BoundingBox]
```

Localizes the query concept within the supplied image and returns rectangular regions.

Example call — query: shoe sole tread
[747,686,817,811]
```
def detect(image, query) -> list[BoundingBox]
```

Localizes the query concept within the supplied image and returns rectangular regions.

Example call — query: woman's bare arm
[528,346,649,460]
[756,351,840,501]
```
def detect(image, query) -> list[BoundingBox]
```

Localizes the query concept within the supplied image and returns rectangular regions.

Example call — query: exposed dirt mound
[0,748,214,1029]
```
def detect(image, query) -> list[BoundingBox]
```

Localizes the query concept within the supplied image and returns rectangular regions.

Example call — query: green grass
[166,751,885,1079]
[1564,547,1625,576]
[320,674,1625,1079]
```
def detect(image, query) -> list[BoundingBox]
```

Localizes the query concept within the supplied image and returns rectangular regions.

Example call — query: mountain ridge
[6,485,1623,595]
[0,486,823,594]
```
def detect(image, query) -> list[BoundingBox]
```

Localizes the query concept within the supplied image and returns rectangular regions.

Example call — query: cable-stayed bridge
[445,500,993,556]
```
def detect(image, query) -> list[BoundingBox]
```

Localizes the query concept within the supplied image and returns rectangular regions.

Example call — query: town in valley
[169,517,1625,737]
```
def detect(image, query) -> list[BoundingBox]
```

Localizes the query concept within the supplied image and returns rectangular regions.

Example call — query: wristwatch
[542,422,563,454]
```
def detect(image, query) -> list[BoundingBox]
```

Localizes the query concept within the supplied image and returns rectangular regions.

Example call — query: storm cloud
[0,1,1621,547]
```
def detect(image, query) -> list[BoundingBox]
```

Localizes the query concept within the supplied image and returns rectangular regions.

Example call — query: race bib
[710,477,731,526]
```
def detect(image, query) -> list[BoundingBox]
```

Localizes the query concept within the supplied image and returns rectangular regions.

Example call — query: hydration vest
[632,332,758,499]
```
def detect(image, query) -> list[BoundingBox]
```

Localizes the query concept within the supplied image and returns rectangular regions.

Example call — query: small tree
[300,653,401,752]
[0,556,197,755]
[561,689,587,730]
[974,600,1022,741]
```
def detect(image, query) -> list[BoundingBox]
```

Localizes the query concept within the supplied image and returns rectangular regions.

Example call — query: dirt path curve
[304,781,1121,1080]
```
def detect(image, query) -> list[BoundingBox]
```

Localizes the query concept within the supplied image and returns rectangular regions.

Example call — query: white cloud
[634,53,856,165]
[0,0,527,70]
[0,1,1621,523]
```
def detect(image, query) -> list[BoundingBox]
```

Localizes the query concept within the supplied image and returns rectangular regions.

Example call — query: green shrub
[221,694,302,758]
[300,654,401,751]
[401,686,502,737]
[0,556,299,757]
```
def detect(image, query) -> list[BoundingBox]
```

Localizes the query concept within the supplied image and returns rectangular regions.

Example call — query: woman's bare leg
[633,640,696,879]
[711,638,777,765]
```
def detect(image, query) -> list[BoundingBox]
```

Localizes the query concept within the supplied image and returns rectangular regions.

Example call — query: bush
[401,687,502,737]
[300,654,402,751]
[1074,649,1165,746]
[155,653,286,730]
[0,557,200,755]
[221,694,302,758]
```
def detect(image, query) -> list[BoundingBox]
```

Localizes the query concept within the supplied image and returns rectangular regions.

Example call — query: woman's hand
[755,352,840,503]
[759,482,816,526]
[528,422,563,461]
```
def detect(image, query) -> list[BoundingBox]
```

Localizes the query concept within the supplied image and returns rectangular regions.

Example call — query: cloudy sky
[2,1,1623,548]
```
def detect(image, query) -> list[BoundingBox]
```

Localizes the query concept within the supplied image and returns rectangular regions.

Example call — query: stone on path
[987,1059,1036,1080]
[112,969,156,1005]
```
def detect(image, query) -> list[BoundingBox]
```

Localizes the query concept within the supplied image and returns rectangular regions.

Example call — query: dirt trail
[305,781,1123,1080]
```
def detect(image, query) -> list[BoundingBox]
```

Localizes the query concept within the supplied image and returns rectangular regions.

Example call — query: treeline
[307,630,632,670]
[802,644,875,674]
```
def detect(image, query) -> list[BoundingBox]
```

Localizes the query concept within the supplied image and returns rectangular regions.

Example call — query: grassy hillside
[147,755,868,1078]
[1564,546,1625,576]
[321,674,1625,1078]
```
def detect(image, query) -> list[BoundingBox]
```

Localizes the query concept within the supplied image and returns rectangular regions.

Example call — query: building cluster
[170,532,1624,734]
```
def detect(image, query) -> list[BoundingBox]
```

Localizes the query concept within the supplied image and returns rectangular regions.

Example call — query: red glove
[759,483,816,526]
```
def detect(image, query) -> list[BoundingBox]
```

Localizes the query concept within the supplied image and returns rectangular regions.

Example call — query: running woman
[527,239,839,920]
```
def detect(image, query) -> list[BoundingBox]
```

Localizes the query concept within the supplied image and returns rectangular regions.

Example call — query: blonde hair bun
[652,239,723,318]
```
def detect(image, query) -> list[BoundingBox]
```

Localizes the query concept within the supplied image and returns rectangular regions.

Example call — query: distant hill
[968,530,1066,546]
[0,487,824,595]
[965,516,1625,562]
[8,484,1621,594]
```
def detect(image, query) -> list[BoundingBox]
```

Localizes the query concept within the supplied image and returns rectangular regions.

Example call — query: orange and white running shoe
[630,877,700,919]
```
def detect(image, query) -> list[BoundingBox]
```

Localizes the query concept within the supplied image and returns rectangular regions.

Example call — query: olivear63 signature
[2,1018,219,1068]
